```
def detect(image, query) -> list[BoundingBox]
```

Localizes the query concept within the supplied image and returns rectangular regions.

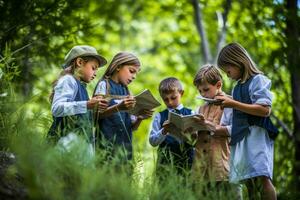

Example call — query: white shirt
[51,75,87,117]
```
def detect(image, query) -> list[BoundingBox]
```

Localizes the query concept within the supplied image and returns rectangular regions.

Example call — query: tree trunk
[191,0,212,64]
[285,0,300,195]
[191,0,232,65]
[21,27,34,97]
[214,0,231,63]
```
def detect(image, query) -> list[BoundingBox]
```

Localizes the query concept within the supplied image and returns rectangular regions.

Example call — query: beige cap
[63,45,107,68]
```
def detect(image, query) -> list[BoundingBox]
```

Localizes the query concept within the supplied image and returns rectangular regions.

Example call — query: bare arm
[97,103,121,118]
[216,95,270,117]
[232,100,270,117]
[132,117,143,131]
[96,96,136,119]
[131,109,153,131]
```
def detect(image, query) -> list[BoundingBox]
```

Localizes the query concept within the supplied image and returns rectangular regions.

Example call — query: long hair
[49,56,97,102]
[217,42,262,83]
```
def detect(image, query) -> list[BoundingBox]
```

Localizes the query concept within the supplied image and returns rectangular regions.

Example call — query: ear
[180,90,184,96]
[216,80,222,89]
[75,57,84,67]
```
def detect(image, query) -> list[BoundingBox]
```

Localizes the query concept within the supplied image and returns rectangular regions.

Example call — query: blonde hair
[217,42,263,83]
[193,64,222,87]
[159,77,183,97]
[101,52,140,80]
[49,56,97,102]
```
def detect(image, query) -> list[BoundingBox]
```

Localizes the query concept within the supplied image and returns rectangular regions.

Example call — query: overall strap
[105,78,110,95]
[92,78,111,96]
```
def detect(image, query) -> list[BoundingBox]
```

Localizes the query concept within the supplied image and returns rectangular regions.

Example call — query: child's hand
[162,120,177,135]
[97,97,109,113]
[193,114,205,125]
[183,130,198,145]
[87,96,109,112]
[184,127,194,133]
[136,109,154,120]
[215,95,235,108]
[191,131,198,140]
[118,95,136,110]
[87,96,108,110]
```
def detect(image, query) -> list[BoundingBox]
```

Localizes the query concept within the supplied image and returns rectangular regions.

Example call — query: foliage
[0,0,97,96]
[0,45,21,150]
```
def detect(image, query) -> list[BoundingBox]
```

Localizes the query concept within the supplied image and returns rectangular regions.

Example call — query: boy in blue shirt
[149,77,194,177]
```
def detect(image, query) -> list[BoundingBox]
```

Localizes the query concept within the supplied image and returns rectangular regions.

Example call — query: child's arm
[88,96,108,111]
[216,75,273,117]
[218,107,232,137]
[94,80,134,118]
[96,96,136,118]
[52,75,89,117]
[131,109,154,131]
[216,95,270,117]
[149,113,167,147]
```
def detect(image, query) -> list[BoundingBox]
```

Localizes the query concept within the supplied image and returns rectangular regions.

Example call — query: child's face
[116,65,140,86]
[223,65,241,81]
[161,90,183,109]
[77,59,99,83]
[197,81,221,99]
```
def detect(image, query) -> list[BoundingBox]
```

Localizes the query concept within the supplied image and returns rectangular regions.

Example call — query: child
[48,45,108,147]
[149,77,194,177]
[216,42,278,200]
[192,64,238,197]
[93,52,152,163]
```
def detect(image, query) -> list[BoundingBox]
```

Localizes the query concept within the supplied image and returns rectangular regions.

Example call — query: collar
[167,104,183,112]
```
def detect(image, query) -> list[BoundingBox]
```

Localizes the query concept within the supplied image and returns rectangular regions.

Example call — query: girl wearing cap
[48,45,108,151]
[93,52,152,166]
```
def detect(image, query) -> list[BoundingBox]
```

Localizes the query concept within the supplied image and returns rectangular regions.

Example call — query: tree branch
[214,0,232,64]
[271,112,293,139]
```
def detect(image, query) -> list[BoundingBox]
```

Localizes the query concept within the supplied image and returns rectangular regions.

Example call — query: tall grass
[4,98,240,199]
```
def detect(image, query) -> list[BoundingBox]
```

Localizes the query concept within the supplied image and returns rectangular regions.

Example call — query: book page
[168,111,214,132]
[128,89,161,115]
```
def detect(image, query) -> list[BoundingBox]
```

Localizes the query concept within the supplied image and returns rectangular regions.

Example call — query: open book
[95,89,160,115]
[168,111,214,132]
[128,89,161,115]
[166,111,215,144]
[196,95,223,104]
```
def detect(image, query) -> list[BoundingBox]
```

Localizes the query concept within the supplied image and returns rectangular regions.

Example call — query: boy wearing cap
[48,45,108,150]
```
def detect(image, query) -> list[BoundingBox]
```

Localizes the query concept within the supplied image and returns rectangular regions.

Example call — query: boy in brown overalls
[192,64,241,199]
